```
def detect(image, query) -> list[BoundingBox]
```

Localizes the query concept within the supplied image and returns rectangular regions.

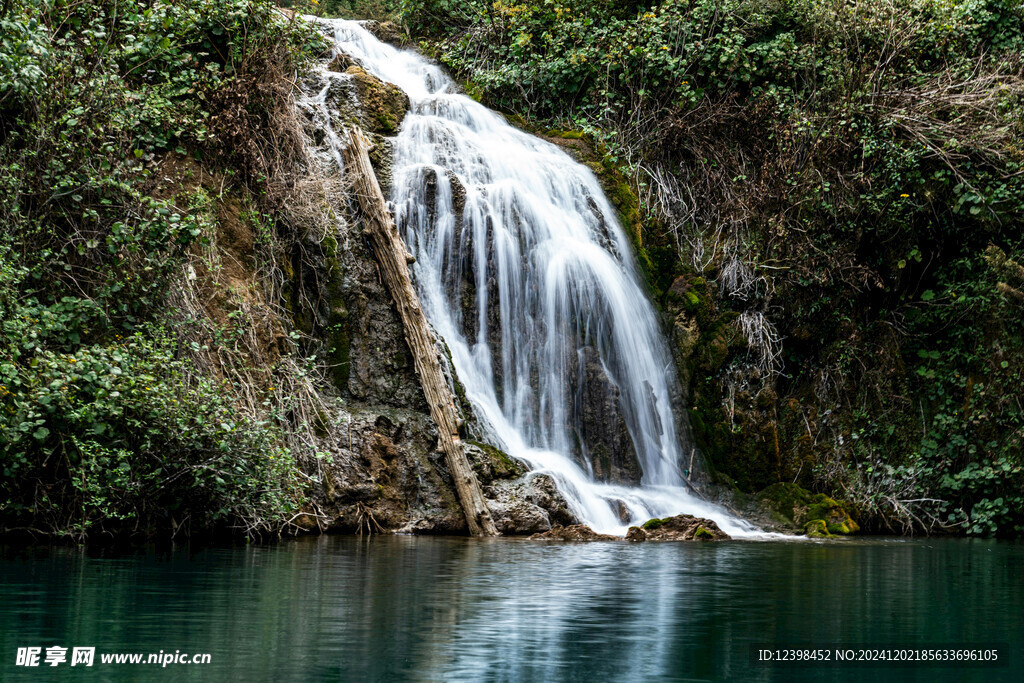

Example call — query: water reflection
[1,537,1022,681]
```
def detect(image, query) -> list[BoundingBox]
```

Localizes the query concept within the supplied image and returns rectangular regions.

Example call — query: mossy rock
[808,494,860,535]
[467,441,524,483]
[632,515,730,541]
[345,66,410,136]
[328,53,354,73]
[544,128,585,140]
[694,313,745,373]
[804,519,831,538]
[758,482,859,536]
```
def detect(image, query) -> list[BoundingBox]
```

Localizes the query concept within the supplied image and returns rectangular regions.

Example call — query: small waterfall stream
[309,18,757,536]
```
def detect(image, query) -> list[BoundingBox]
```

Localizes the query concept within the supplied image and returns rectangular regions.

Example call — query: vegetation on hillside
[402,0,1024,535]
[0,0,331,541]
[3,0,1021,540]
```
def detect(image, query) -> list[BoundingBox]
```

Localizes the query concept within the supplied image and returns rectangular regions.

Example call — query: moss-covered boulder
[627,514,730,541]
[345,66,409,136]
[467,441,524,483]
[758,482,859,537]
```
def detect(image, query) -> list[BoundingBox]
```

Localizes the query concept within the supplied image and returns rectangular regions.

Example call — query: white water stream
[308,18,760,537]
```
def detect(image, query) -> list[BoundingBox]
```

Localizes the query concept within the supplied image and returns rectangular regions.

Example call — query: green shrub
[405,0,1024,536]
[0,0,324,541]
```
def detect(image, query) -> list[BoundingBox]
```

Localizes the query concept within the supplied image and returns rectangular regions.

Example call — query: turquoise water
[1,536,1021,681]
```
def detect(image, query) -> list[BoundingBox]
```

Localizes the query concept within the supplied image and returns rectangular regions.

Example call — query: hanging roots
[354,502,385,536]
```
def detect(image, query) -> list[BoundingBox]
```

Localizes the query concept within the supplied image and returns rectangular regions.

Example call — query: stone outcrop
[757,482,859,537]
[626,515,730,541]
[345,66,409,135]
[485,472,579,534]
[361,20,411,48]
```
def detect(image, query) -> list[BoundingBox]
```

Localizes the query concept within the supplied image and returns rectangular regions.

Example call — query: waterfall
[309,18,757,536]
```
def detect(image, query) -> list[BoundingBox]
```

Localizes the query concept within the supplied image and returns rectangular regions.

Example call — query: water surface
[1,536,1021,681]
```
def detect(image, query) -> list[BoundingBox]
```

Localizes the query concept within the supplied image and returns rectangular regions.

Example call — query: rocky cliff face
[284,47,578,535]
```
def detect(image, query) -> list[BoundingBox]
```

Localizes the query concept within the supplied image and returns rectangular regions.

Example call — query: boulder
[345,66,409,136]
[627,514,730,541]
[757,482,859,537]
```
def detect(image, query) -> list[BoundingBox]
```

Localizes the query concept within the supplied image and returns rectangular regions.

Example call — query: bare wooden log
[343,127,499,537]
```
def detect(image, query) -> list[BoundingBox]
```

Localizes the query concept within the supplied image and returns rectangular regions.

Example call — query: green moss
[804,519,831,538]
[346,66,409,136]
[544,128,585,139]
[694,526,714,540]
[759,482,813,518]
[642,517,667,530]
[468,441,524,480]
[759,483,859,535]
[461,80,484,103]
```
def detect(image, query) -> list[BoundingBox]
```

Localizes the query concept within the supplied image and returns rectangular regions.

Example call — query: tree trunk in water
[343,127,499,537]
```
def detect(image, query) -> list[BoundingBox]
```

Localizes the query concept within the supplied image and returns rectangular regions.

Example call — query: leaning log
[342,127,499,537]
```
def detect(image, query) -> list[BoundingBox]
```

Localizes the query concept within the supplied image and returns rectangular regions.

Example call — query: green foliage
[0,303,301,540]
[409,0,1024,536]
[0,0,49,106]
[299,0,404,20]
[0,0,324,541]
[902,254,1024,535]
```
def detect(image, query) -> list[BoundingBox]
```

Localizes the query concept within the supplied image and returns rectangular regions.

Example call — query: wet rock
[572,346,643,485]
[345,66,410,136]
[489,499,552,535]
[610,499,631,524]
[529,524,620,541]
[523,474,578,526]
[328,53,354,73]
[626,515,730,541]
[366,135,394,195]
[447,170,467,215]
[466,442,524,483]
[485,469,579,534]
[361,20,410,48]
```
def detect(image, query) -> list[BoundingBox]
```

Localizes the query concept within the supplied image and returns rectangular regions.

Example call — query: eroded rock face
[486,473,579,534]
[315,425,579,536]
[316,407,465,534]
[572,346,643,484]
[626,515,730,541]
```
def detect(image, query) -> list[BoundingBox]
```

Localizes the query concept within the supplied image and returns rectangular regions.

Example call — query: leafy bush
[0,283,301,540]
[0,0,324,541]
[405,0,1024,535]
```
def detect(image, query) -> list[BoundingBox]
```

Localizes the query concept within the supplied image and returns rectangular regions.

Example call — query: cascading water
[308,18,758,536]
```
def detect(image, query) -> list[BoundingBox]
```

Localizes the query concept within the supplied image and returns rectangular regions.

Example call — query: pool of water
[1,535,1021,681]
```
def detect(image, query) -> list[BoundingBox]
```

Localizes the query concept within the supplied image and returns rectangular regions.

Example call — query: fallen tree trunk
[343,127,499,537]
